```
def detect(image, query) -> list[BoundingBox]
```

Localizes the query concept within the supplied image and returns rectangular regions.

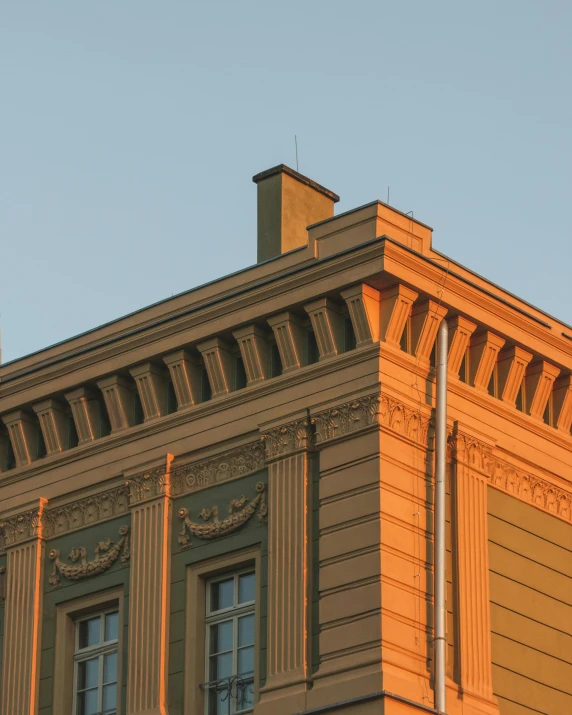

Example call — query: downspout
[434,318,448,713]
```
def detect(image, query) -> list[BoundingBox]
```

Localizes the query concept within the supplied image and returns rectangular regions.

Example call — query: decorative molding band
[312,394,381,444]
[261,418,315,460]
[177,482,267,549]
[43,485,130,539]
[450,430,572,523]
[48,525,130,588]
[126,465,170,504]
[378,393,432,446]
[171,441,266,496]
[0,499,47,547]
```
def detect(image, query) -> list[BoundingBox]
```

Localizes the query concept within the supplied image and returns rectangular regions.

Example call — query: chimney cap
[252,164,340,203]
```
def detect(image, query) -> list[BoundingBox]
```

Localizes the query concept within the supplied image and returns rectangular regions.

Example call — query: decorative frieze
[311,394,381,444]
[262,418,315,460]
[450,428,572,523]
[340,283,381,346]
[126,465,170,504]
[0,499,47,547]
[266,311,306,372]
[43,485,130,538]
[171,441,265,496]
[48,525,130,587]
[178,482,267,549]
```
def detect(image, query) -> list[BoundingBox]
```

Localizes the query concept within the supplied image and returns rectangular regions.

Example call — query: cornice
[171,441,266,496]
[449,427,572,524]
[0,344,380,488]
[383,241,572,365]
[0,240,384,398]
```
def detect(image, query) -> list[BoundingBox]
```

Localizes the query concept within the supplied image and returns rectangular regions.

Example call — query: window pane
[209,685,230,715]
[238,614,254,647]
[104,611,119,642]
[210,620,233,654]
[79,616,101,649]
[103,651,118,684]
[211,578,234,611]
[236,677,254,713]
[238,645,254,676]
[77,688,99,715]
[102,682,117,712]
[77,657,99,690]
[210,651,233,681]
[238,573,255,604]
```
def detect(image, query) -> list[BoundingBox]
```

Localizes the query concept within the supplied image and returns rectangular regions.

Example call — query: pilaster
[125,456,173,715]
[97,375,136,432]
[0,498,47,715]
[450,427,499,715]
[33,399,68,454]
[233,325,270,385]
[410,299,448,365]
[196,337,234,397]
[65,387,104,444]
[497,346,533,406]
[304,298,344,359]
[130,362,169,420]
[525,360,560,420]
[258,413,315,712]
[266,312,306,373]
[1,409,39,467]
[447,316,477,378]
[340,283,381,346]
[379,284,418,348]
[163,350,201,408]
[468,331,505,392]
[553,374,572,433]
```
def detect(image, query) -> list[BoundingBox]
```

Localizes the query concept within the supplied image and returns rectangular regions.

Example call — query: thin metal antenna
[295,135,299,173]
[387,186,390,205]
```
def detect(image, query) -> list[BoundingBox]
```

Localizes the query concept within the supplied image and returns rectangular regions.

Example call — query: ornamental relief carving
[171,442,265,497]
[262,418,314,460]
[0,501,46,547]
[48,525,130,588]
[178,482,267,549]
[450,430,572,524]
[312,394,381,444]
[378,394,431,445]
[126,466,169,503]
[43,485,130,539]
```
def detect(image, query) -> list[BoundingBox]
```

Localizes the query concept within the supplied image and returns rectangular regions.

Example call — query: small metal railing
[200,673,254,715]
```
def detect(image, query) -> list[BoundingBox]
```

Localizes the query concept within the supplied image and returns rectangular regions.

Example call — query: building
[0,164,570,715]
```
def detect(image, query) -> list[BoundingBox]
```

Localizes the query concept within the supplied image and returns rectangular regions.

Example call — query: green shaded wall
[168,470,268,715]
[38,515,131,715]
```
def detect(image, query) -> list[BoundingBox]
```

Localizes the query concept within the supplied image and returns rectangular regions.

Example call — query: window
[73,609,119,715]
[203,570,255,715]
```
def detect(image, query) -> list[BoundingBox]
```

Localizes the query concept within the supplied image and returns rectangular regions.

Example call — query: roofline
[307,200,434,232]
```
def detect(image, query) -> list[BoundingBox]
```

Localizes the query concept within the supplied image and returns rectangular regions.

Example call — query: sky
[1,1,571,364]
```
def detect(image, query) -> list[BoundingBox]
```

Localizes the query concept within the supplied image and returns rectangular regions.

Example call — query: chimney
[253,164,339,263]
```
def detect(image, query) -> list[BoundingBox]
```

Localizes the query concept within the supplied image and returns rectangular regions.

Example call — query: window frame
[53,586,124,715]
[72,607,120,715]
[185,547,260,715]
[204,569,256,715]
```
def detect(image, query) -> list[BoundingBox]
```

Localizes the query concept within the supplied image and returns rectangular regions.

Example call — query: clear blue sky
[2,1,571,363]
